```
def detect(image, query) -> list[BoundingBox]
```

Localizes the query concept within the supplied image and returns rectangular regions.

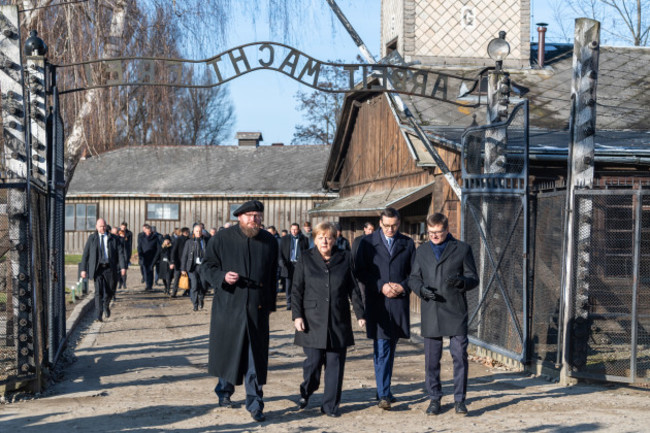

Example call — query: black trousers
[424,335,468,402]
[301,346,347,415]
[94,265,114,320]
[189,269,206,308]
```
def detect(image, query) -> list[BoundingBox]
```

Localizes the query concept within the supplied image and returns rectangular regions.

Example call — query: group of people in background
[79,202,479,423]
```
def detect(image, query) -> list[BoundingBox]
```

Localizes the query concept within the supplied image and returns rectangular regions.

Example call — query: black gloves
[420,287,437,301]
[446,275,468,291]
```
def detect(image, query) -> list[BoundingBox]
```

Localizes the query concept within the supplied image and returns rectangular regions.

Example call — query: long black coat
[137,232,160,268]
[80,232,126,280]
[356,230,415,340]
[279,234,309,278]
[291,248,364,349]
[171,234,189,268]
[201,225,278,385]
[408,236,479,337]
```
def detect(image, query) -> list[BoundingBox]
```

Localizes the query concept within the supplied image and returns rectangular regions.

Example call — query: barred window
[146,203,179,221]
[65,203,97,231]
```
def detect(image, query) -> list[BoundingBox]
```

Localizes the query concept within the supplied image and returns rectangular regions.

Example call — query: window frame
[65,202,98,232]
[145,202,180,221]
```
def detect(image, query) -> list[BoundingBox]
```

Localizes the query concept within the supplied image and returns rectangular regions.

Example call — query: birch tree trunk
[64,0,128,188]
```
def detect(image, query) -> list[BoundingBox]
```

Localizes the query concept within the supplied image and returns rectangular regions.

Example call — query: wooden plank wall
[65,196,332,254]
[338,94,435,197]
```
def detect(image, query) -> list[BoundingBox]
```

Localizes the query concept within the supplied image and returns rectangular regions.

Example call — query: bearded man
[201,200,279,423]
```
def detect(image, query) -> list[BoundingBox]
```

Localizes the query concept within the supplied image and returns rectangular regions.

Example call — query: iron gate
[567,187,650,383]
[460,101,529,361]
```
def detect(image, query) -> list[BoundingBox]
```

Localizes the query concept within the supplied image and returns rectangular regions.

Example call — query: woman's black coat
[291,248,364,349]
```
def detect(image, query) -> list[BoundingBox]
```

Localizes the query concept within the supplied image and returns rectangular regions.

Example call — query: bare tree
[292,64,346,145]
[555,0,650,45]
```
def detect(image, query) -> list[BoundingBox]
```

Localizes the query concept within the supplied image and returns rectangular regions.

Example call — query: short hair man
[356,207,415,410]
[202,200,279,423]
[302,221,314,248]
[408,213,479,416]
[80,218,126,322]
[279,222,310,310]
[137,224,161,291]
[170,227,191,297]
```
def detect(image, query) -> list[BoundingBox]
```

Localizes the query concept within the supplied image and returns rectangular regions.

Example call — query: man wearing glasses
[202,200,279,423]
[356,207,415,410]
[409,213,479,416]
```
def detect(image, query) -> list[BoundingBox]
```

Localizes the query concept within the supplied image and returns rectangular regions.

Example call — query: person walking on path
[181,224,209,311]
[356,207,415,410]
[157,235,174,296]
[201,200,279,423]
[291,222,365,417]
[80,218,126,322]
[279,223,309,310]
[408,212,479,416]
[137,224,160,291]
[170,227,190,297]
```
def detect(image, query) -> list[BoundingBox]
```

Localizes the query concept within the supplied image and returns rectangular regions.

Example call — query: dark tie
[100,235,107,263]
[387,237,394,254]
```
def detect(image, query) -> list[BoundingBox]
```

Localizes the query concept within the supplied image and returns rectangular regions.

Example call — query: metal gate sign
[56,41,483,106]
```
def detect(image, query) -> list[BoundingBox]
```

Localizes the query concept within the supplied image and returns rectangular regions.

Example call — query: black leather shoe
[200,299,204,309]
[426,399,441,416]
[298,397,308,409]
[375,393,397,403]
[219,396,233,408]
[378,399,391,410]
[193,306,198,312]
[454,401,468,415]
[251,410,266,422]
[104,306,111,318]
[96,317,103,323]
[320,407,340,417]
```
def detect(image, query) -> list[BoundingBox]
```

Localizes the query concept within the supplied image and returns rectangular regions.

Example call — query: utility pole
[559,18,600,386]
[325,0,462,200]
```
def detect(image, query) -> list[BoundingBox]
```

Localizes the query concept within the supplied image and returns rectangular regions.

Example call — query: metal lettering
[227,48,251,76]
[344,65,357,88]
[206,56,223,83]
[138,59,155,83]
[104,60,123,85]
[411,71,428,95]
[390,68,408,92]
[297,58,321,86]
[258,43,274,67]
[278,49,301,76]
[370,65,387,90]
[431,74,448,100]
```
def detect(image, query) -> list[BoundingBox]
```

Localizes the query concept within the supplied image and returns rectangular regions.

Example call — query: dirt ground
[1,271,649,433]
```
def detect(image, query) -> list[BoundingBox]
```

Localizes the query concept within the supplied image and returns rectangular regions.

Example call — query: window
[146,202,179,220]
[65,203,97,231]
[229,203,242,221]
[386,38,398,55]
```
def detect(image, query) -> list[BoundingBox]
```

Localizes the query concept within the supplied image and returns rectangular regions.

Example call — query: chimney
[271,142,284,146]
[236,132,263,147]
[536,23,548,68]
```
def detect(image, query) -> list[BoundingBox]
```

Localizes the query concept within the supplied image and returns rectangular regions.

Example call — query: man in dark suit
[279,223,309,310]
[80,218,127,322]
[169,227,190,297]
[409,213,479,416]
[356,207,415,410]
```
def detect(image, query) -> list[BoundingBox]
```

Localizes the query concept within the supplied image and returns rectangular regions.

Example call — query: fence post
[559,18,600,385]
[0,5,39,386]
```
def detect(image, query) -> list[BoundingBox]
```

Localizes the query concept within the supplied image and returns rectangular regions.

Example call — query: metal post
[558,18,600,385]
[0,5,38,384]
[630,190,642,381]
[325,0,462,200]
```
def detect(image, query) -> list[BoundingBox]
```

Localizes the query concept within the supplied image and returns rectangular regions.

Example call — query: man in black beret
[202,200,279,423]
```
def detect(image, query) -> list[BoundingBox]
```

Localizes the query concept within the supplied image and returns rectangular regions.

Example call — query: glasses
[381,223,399,229]
[427,230,446,236]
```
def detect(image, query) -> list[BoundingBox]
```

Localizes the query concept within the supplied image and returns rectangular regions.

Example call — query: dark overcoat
[408,236,479,337]
[356,230,415,340]
[291,248,364,349]
[201,225,278,385]
[80,232,126,280]
[279,234,309,278]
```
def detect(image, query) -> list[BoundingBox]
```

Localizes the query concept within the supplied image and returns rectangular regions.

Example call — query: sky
[220,1,573,147]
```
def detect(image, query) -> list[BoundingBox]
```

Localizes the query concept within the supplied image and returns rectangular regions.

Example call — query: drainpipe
[537,23,548,68]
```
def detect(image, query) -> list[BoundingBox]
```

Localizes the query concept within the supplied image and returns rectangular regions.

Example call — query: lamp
[487,31,510,71]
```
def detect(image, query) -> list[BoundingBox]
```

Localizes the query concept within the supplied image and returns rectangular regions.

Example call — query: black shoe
[250,410,266,422]
[96,317,103,323]
[219,396,233,408]
[200,299,204,309]
[298,397,308,409]
[320,407,340,417]
[141,278,145,283]
[375,393,397,403]
[193,306,198,312]
[104,306,111,318]
[454,401,468,415]
[378,399,391,410]
[426,399,441,416]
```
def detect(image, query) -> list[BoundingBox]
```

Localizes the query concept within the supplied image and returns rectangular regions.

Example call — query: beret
[233,200,264,216]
